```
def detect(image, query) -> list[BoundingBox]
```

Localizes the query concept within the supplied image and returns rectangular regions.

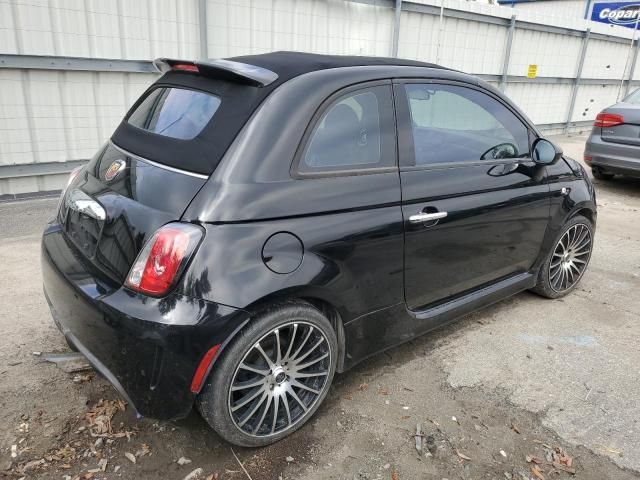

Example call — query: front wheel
[197,301,337,447]
[532,215,594,299]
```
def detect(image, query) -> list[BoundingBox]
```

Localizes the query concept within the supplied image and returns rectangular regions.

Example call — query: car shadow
[590,173,640,198]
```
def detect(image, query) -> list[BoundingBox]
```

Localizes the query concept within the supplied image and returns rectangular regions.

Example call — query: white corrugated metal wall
[0,0,638,196]
[501,0,588,19]
[207,0,396,57]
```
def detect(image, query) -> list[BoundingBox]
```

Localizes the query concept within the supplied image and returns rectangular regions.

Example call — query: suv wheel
[197,301,337,447]
[532,215,594,299]
[591,168,614,180]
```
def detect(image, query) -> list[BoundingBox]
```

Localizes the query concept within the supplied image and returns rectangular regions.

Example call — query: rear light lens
[126,223,203,296]
[594,113,624,128]
[66,166,83,189]
[584,155,593,165]
[172,63,199,73]
[57,166,84,214]
[190,344,221,393]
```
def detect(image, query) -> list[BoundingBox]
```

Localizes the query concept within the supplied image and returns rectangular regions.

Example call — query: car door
[394,80,551,311]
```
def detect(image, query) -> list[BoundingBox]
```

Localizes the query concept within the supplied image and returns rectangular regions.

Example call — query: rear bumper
[585,134,640,176]
[41,222,249,420]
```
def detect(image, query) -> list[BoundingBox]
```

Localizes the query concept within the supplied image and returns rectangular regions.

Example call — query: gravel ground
[1,134,639,480]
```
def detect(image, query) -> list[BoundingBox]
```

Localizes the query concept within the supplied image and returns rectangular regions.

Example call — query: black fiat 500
[42,52,596,447]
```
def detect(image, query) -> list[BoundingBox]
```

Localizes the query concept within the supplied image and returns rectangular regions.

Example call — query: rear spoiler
[153,58,278,87]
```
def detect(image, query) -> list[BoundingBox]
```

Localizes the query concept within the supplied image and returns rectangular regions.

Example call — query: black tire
[197,301,338,447]
[592,168,614,180]
[532,215,594,299]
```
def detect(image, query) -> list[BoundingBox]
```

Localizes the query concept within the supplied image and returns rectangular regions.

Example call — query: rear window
[625,89,640,104]
[127,87,221,140]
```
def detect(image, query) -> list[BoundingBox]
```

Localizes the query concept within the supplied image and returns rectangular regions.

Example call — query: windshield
[128,87,221,140]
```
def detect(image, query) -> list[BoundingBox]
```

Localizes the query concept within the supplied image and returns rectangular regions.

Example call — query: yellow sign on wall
[527,64,538,79]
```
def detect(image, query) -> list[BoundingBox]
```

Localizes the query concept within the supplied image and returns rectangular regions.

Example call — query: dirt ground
[1,134,639,480]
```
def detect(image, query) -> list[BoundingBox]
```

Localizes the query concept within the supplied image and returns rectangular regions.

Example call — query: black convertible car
[42,52,596,447]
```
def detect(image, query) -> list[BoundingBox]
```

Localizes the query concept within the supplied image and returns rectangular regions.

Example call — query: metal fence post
[392,0,402,57]
[565,28,590,134]
[500,15,516,92]
[198,0,208,59]
[624,38,640,98]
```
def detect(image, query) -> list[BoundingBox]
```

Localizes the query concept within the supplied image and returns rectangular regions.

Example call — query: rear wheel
[592,167,614,180]
[532,215,594,299]
[197,301,337,447]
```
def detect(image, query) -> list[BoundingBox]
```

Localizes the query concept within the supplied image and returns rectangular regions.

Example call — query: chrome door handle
[409,211,448,224]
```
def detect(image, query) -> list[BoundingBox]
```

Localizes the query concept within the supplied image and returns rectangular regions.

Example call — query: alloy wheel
[227,321,331,438]
[549,223,592,292]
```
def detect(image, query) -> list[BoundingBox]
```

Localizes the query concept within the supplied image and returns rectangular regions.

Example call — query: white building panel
[505,82,572,125]
[206,0,394,58]
[397,10,439,64]
[5,0,200,59]
[82,0,123,59]
[0,69,155,168]
[10,0,57,55]
[59,71,100,159]
[504,0,587,20]
[1,0,638,195]
[509,29,583,78]
[0,1,19,54]
[399,11,507,74]
[411,0,513,21]
[27,70,68,164]
[438,17,508,74]
[582,38,633,80]
[0,70,33,166]
[571,83,621,121]
[0,172,69,196]
[49,0,91,57]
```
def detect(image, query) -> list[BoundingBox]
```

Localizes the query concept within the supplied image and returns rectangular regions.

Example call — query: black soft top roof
[231,51,444,82]
[112,52,445,175]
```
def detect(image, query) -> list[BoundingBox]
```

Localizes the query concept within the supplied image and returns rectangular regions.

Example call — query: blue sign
[591,2,640,28]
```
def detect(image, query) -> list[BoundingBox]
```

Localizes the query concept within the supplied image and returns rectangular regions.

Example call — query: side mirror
[532,138,562,165]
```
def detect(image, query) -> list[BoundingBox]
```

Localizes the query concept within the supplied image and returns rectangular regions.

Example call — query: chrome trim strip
[109,141,209,179]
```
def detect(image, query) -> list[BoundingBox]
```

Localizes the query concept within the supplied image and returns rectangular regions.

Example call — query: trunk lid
[58,57,283,285]
[59,143,207,284]
[600,103,640,147]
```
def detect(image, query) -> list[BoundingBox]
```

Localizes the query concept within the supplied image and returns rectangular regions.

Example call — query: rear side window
[128,87,221,140]
[299,85,395,174]
[625,88,640,104]
[405,84,530,165]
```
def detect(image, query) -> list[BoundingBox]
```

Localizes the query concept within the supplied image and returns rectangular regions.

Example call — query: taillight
[68,166,83,184]
[172,63,199,73]
[584,155,593,165]
[594,113,624,128]
[64,166,83,191]
[57,166,84,214]
[126,223,203,296]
